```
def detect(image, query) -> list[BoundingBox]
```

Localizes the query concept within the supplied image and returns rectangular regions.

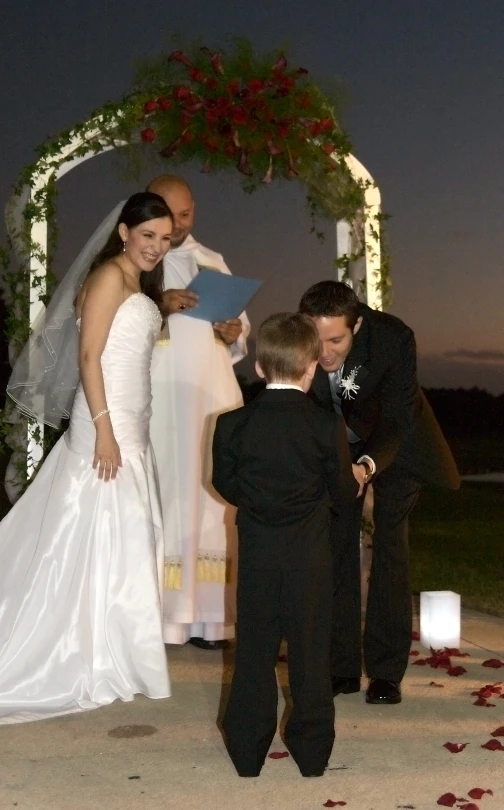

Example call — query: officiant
[147,174,250,650]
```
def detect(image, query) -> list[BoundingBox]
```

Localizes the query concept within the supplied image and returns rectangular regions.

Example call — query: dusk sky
[1,1,503,392]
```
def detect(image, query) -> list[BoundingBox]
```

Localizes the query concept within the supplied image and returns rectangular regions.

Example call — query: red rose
[320,117,334,131]
[322,143,334,155]
[247,78,264,94]
[226,80,240,96]
[181,130,194,143]
[276,120,291,138]
[231,105,248,125]
[205,109,220,126]
[140,128,156,143]
[173,85,192,100]
[190,69,206,83]
[157,97,172,111]
[206,77,219,91]
[143,99,159,114]
[309,121,323,137]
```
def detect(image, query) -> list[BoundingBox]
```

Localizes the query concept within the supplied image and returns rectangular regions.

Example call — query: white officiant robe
[150,235,250,644]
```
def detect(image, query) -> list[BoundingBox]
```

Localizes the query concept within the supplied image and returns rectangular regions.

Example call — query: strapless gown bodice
[68,292,162,458]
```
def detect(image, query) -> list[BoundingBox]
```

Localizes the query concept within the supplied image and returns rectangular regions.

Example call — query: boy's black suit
[309,304,460,684]
[212,387,357,776]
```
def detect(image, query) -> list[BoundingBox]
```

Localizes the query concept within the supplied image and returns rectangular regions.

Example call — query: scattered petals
[268,751,289,759]
[481,739,504,751]
[491,726,504,737]
[277,654,287,663]
[457,805,480,810]
[444,648,470,658]
[447,666,467,677]
[443,742,469,753]
[323,802,346,808]
[412,659,428,666]
[473,697,495,707]
[482,659,504,669]
[430,681,445,687]
[468,788,493,799]
[437,794,458,807]
[411,630,420,641]
[409,650,420,657]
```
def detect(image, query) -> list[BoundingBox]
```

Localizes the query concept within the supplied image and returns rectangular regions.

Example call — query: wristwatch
[358,460,373,485]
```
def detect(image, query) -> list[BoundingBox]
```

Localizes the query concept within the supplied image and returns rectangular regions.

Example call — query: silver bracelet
[92,408,110,423]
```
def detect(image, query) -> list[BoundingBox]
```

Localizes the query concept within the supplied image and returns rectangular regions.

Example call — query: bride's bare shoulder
[76,262,124,314]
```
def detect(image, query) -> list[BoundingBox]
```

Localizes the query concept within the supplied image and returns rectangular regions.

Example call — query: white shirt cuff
[357,455,376,477]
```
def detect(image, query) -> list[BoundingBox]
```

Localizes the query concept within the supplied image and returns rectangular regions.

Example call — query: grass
[410,482,504,617]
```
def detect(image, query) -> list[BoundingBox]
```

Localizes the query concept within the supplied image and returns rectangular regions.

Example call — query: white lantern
[420,591,461,649]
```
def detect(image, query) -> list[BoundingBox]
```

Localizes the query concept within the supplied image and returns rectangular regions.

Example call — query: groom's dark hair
[299,281,361,329]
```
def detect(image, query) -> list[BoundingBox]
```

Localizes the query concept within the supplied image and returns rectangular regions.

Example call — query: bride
[0,192,173,724]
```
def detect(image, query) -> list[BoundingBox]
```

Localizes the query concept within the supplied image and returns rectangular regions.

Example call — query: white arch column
[6,116,125,477]
[336,153,382,311]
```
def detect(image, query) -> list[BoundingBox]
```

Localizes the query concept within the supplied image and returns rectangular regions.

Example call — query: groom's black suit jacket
[310,304,460,489]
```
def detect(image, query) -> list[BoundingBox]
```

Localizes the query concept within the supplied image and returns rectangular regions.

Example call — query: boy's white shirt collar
[266,384,304,392]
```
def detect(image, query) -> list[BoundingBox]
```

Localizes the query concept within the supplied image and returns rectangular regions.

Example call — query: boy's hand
[352,463,368,498]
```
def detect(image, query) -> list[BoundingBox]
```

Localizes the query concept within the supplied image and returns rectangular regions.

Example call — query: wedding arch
[0,40,387,497]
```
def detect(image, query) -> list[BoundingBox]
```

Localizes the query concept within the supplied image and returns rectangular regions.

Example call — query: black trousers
[331,462,421,682]
[222,565,335,777]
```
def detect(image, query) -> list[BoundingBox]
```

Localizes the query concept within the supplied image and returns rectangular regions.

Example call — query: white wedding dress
[0,293,171,724]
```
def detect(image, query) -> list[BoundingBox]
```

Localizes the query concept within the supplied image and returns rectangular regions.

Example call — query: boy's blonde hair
[256,312,320,382]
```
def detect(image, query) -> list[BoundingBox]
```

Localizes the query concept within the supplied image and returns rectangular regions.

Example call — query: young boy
[212,312,357,778]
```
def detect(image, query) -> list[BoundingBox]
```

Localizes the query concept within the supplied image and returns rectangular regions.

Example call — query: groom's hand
[162,288,198,315]
[213,319,243,344]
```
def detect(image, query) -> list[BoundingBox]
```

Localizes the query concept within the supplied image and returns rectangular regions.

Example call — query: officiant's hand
[162,288,199,315]
[213,319,243,344]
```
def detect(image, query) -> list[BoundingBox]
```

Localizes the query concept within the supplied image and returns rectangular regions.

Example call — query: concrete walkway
[1,609,503,810]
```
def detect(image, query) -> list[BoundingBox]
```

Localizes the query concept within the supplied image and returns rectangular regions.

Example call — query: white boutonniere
[340,365,361,399]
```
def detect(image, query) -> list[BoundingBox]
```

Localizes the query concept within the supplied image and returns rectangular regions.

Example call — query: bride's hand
[93,432,122,482]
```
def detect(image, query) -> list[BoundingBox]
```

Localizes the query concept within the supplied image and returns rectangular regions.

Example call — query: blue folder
[184,267,262,323]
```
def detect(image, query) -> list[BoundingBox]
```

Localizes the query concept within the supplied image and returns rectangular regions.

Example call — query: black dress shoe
[331,676,361,696]
[365,678,402,704]
[188,637,230,650]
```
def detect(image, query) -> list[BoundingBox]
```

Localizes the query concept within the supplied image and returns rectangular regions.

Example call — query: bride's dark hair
[89,192,173,308]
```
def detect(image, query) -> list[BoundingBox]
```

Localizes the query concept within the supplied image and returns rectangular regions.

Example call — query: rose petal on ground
[410,650,420,656]
[447,666,467,677]
[277,654,287,662]
[481,739,504,751]
[457,804,480,810]
[268,751,289,759]
[473,698,495,707]
[444,648,470,657]
[437,794,457,807]
[491,726,504,737]
[323,801,347,807]
[482,659,504,668]
[411,631,420,641]
[468,788,493,799]
[443,742,469,753]
[430,681,445,687]
[413,659,428,666]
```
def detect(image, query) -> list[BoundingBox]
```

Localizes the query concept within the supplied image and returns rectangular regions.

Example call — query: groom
[299,281,460,705]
